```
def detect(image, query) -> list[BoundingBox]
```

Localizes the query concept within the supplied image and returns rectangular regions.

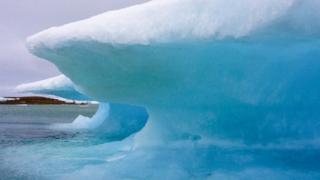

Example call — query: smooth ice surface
[19,0,320,179]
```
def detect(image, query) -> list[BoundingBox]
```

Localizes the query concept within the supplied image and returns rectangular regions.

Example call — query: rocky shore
[0,96,88,105]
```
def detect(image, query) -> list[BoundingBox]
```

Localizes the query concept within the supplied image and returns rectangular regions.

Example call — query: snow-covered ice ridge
[26,0,320,49]
[27,0,291,47]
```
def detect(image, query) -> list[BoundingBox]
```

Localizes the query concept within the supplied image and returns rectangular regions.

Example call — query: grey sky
[0,0,147,96]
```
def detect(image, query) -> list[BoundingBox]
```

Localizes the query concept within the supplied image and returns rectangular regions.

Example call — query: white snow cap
[27,0,295,50]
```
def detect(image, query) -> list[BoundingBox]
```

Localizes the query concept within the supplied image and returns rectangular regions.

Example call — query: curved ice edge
[51,102,148,140]
[53,103,110,130]
[73,103,110,129]
[16,76,149,140]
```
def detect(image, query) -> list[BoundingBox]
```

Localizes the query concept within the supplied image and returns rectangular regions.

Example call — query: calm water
[1,105,320,180]
[0,105,97,145]
[0,105,98,179]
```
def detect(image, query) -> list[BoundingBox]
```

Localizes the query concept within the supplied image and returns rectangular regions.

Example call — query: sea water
[0,105,98,179]
[0,105,319,180]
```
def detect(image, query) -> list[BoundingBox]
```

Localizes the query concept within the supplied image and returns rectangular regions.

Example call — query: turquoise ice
[14,0,320,179]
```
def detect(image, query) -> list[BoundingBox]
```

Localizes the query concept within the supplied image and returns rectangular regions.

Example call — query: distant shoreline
[0,96,88,105]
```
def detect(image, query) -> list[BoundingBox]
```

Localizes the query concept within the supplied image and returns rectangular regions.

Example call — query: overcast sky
[0,0,147,96]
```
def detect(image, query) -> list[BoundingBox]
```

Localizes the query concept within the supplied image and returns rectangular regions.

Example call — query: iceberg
[26,0,320,144]
[18,0,320,179]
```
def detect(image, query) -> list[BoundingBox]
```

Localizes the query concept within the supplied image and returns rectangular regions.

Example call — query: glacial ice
[18,0,320,179]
